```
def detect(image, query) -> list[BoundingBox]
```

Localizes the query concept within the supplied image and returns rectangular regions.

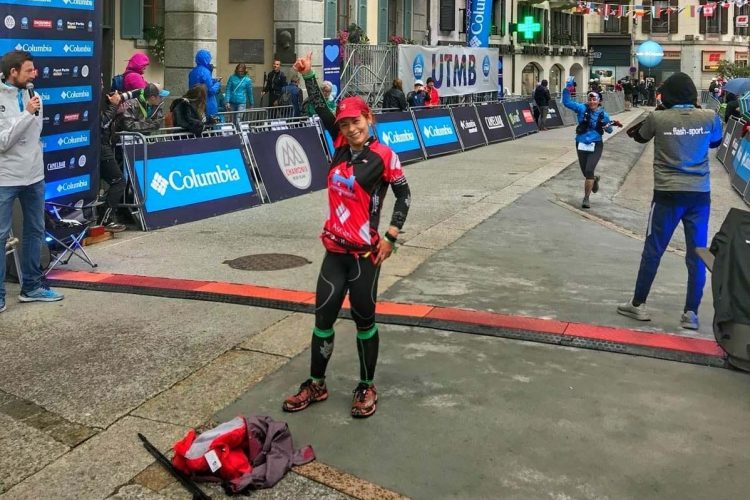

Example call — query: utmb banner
[0,0,100,203]
[398,45,499,97]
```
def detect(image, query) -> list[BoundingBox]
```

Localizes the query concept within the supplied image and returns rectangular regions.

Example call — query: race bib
[577,142,596,152]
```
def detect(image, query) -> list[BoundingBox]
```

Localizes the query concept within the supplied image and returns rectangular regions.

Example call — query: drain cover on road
[223,253,312,271]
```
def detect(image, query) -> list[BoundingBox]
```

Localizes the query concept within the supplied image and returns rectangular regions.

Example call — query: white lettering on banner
[15,42,52,53]
[56,134,87,147]
[47,160,66,171]
[470,0,487,36]
[56,179,88,193]
[459,119,478,133]
[150,166,241,196]
[381,129,416,146]
[61,89,89,99]
[484,115,504,129]
[507,112,521,126]
[399,45,499,97]
[422,124,454,139]
[275,134,312,190]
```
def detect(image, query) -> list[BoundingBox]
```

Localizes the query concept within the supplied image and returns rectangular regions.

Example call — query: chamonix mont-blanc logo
[275,134,312,190]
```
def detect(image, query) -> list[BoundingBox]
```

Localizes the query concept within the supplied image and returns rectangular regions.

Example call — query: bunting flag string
[572,1,748,18]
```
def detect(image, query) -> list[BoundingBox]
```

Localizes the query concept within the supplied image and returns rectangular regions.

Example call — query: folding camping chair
[4,229,23,283]
[44,201,99,274]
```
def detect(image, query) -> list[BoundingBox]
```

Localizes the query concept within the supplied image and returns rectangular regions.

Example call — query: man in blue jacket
[188,49,221,119]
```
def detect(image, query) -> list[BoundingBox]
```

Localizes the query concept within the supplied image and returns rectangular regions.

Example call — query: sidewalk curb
[47,270,727,369]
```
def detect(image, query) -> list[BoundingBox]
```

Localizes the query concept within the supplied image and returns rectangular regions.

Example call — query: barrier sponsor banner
[544,100,565,128]
[475,102,512,143]
[502,100,539,138]
[248,126,329,202]
[717,118,738,166]
[413,107,462,157]
[126,135,260,230]
[0,0,100,203]
[726,119,745,169]
[372,111,423,163]
[451,106,486,149]
[731,138,750,198]
[399,45,499,97]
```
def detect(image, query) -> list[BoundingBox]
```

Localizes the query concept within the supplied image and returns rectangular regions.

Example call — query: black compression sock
[310,327,334,381]
[356,325,379,385]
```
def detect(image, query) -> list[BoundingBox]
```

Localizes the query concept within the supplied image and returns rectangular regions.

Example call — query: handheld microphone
[26,82,38,116]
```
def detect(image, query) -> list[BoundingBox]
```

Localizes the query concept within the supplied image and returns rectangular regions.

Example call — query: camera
[120,88,142,101]
[110,88,142,101]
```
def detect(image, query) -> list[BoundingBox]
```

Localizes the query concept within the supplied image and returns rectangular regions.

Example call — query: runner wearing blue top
[562,76,622,208]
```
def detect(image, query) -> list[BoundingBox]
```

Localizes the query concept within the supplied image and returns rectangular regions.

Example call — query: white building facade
[587,0,750,89]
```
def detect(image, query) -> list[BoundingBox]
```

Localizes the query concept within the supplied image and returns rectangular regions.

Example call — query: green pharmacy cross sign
[517,16,541,40]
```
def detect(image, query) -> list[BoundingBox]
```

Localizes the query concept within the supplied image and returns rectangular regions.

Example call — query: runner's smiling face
[338,113,372,150]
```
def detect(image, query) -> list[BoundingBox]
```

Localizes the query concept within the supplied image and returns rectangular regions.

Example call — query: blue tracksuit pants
[633,195,710,313]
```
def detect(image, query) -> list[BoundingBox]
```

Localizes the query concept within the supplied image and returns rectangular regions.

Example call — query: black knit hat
[660,72,697,108]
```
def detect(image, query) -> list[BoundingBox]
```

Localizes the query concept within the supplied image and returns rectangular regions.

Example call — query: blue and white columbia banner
[0,39,94,57]
[0,0,94,10]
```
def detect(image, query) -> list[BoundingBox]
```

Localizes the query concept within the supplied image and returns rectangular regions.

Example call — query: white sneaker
[617,300,651,321]
[680,311,699,330]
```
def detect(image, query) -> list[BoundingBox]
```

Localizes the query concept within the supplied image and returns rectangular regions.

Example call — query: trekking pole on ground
[137,433,212,500]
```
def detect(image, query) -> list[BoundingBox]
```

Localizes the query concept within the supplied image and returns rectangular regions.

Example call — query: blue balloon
[636,40,664,68]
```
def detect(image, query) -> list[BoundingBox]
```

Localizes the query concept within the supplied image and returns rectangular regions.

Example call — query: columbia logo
[151,173,168,196]
[469,36,481,47]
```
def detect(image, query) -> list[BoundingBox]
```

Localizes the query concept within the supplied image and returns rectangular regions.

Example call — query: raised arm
[294,52,337,137]
[562,87,585,114]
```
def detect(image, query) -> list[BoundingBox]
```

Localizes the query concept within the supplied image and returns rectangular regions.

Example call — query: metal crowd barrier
[112,91,635,231]
[700,90,721,111]
[216,105,296,125]
[115,123,264,230]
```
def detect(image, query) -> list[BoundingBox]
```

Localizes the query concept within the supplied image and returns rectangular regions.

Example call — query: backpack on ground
[111,73,125,92]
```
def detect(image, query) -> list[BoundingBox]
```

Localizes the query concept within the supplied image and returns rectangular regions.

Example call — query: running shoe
[282,379,328,412]
[351,383,378,418]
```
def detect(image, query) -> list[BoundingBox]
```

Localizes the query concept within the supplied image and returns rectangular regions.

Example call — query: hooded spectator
[171,84,214,135]
[188,49,221,118]
[123,52,149,91]
[619,72,723,330]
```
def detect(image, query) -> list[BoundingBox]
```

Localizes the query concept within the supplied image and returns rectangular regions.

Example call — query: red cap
[335,96,370,123]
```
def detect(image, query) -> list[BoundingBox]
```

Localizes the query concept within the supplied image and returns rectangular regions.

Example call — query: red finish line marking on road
[46,270,724,359]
